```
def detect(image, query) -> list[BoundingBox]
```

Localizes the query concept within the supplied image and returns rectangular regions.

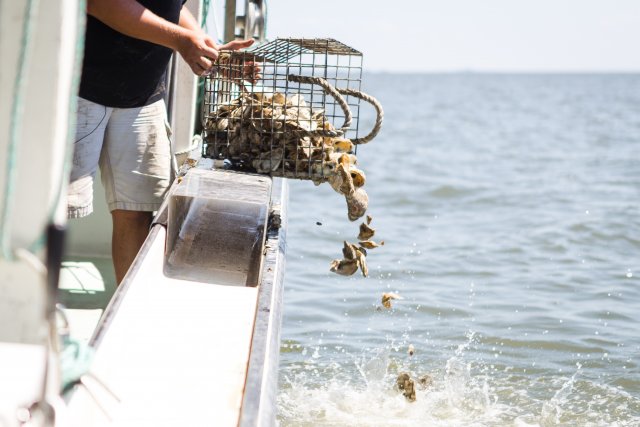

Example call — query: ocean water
[276,74,640,426]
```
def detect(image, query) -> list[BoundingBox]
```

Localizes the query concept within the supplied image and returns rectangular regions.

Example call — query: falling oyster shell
[342,241,358,261]
[395,373,417,402]
[359,240,384,249]
[366,215,373,225]
[355,248,368,277]
[346,187,368,221]
[381,292,402,309]
[358,222,375,241]
[408,344,415,356]
[329,258,358,276]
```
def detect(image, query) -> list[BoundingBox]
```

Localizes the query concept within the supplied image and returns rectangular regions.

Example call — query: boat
[1,0,285,425]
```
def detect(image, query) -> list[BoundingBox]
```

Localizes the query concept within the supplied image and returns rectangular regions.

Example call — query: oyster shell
[359,240,384,249]
[381,292,402,309]
[355,247,368,277]
[342,241,358,261]
[331,138,353,153]
[346,187,368,221]
[329,258,358,276]
[349,167,366,188]
[358,222,375,241]
[273,92,286,105]
[395,373,416,402]
[328,162,355,196]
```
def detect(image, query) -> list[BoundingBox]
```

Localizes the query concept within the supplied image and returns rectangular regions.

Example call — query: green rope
[1,0,40,260]
[60,335,95,393]
[201,0,211,30]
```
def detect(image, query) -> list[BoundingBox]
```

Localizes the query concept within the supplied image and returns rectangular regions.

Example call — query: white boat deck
[67,226,259,426]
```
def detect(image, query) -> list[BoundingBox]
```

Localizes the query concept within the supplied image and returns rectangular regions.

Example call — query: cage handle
[287,75,352,134]
[336,88,384,145]
[286,75,383,145]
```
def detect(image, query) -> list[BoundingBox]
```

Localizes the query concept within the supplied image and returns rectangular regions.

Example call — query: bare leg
[111,209,153,284]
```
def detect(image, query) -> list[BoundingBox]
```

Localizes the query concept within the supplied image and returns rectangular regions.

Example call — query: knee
[112,209,153,225]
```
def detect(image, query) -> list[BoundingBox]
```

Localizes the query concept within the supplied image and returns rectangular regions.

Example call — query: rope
[287,74,352,132]
[285,74,383,145]
[336,88,384,145]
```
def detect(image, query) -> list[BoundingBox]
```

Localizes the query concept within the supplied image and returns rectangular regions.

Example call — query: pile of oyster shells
[204,91,370,222]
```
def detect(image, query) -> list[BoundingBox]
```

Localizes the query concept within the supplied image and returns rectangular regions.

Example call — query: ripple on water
[279,74,640,425]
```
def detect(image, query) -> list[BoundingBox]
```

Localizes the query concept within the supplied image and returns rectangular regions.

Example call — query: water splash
[540,363,581,426]
[278,345,640,426]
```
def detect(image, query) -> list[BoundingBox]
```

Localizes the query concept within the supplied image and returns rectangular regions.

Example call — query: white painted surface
[0,343,47,425]
[171,0,202,162]
[0,0,81,250]
[0,259,46,344]
[68,226,259,426]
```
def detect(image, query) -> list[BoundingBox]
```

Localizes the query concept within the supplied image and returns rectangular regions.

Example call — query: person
[68,0,253,284]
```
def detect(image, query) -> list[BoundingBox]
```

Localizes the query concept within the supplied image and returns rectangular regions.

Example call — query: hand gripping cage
[201,38,383,182]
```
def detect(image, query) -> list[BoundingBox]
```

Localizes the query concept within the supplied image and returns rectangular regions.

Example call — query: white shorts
[67,97,173,218]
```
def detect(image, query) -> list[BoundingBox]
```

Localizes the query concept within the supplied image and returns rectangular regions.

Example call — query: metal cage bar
[202,38,363,181]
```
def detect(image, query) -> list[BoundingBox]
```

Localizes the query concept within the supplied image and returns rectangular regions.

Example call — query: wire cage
[202,38,381,182]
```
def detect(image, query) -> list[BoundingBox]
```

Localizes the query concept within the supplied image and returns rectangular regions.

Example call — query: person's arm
[176,5,256,76]
[178,6,200,32]
[87,0,253,75]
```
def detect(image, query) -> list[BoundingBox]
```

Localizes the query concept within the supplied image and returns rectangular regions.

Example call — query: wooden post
[224,0,237,42]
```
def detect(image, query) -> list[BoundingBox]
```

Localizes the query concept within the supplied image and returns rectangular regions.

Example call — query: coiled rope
[286,74,383,145]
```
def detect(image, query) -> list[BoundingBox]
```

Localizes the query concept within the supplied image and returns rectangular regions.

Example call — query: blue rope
[1,0,39,260]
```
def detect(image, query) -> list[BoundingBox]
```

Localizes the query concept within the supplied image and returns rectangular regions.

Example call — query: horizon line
[364,69,640,75]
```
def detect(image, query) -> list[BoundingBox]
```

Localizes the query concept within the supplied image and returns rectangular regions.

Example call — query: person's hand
[176,31,255,76]
[214,39,261,83]
[216,38,255,53]
[175,30,221,75]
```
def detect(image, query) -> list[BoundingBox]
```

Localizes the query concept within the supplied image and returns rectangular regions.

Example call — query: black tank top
[79,0,185,108]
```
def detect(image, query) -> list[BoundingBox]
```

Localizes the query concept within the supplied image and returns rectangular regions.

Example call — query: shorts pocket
[134,122,172,179]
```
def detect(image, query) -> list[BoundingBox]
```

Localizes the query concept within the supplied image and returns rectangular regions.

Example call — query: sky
[211,0,640,72]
